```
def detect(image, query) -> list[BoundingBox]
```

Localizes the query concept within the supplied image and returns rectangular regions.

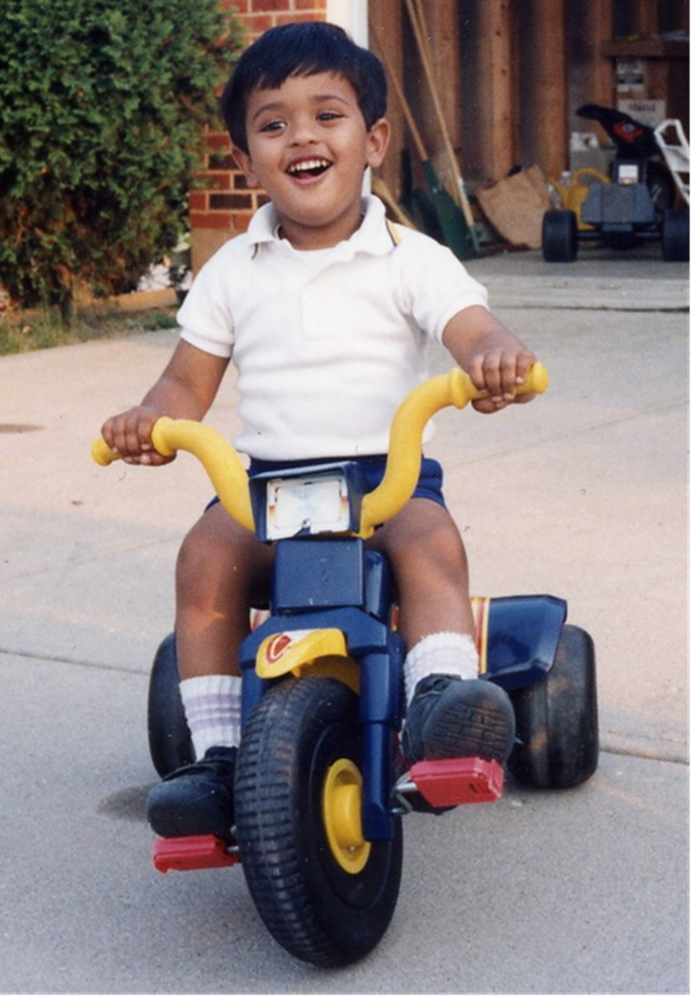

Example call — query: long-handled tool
[369,16,477,260]
[405,0,480,253]
[370,175,418,230]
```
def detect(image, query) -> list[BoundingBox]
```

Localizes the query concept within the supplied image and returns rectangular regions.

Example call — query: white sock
[180,674,242,759]
[404,632,479,707]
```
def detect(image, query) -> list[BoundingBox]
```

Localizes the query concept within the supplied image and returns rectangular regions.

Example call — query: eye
[317,111,343,123]
[259,119,286,134]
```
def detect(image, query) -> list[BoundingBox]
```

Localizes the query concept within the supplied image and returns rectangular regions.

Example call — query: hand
[466,347,538,414]
[100,406,175,466]
[441,308,538,415]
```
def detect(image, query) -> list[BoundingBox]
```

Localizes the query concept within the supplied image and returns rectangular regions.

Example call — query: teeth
[287,159,330,175]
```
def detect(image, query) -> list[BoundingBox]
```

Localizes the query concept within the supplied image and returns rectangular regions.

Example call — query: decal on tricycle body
[256,627,347,678]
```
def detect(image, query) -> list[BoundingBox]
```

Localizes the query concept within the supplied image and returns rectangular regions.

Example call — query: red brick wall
[190,0,329,254]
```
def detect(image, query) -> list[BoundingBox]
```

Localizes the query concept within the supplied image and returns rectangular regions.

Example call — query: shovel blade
[422,160,479,259]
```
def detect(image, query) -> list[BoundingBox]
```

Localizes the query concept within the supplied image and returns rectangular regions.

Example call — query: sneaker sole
[420,682,515,763]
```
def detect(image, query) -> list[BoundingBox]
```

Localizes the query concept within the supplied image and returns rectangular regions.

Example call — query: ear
[365,118,391,170]
[231,146,260,188]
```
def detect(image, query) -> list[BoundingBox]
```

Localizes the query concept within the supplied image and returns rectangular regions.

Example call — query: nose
[288,112,318,146]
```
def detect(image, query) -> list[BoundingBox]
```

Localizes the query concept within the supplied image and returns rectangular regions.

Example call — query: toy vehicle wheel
[507,624,598,789]
[542,209,578,262]
[646,161,676,212]
[147,633,195,777]
[662,210,690,262]
[235,675,403,968]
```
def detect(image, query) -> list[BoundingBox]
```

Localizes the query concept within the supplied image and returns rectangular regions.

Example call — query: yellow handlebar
[358,362,548,536]
[92,363,548,539]
[91,418,254,532]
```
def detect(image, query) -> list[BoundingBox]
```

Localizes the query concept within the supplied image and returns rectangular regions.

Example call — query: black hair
[221,21,387,153]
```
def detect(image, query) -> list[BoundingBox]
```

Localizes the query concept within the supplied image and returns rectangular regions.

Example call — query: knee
[176,527,224,603]
[394,515,468,589]
[419,522,467,580]
[176,515,271,608]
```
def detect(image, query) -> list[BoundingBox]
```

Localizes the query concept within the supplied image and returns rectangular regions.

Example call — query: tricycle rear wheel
[662,209,690,261]
[508,624,598,789]
[147,633,195,777]
[235,676,403,968]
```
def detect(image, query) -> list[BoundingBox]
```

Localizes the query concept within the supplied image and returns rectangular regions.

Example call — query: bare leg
[368,497,474,647]
[369,499,515,766]
[174,502,274,679]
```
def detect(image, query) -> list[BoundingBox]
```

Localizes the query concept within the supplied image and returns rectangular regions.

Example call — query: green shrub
[0,305,180,355]
[0,0,243,324]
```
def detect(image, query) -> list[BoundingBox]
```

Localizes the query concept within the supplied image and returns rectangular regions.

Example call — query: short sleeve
[397,232,489,342]
[176,251,236,359]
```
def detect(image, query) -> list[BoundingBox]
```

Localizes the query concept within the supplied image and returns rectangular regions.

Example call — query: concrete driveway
[0,247,687,994]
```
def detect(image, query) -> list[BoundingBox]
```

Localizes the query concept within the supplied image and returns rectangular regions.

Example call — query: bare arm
[442,305,537,414]
[101,340,230,464]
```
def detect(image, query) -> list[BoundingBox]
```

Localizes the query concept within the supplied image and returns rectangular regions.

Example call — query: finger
[114,409,158,457]
[121,449,172,467]
[472,397,502,414]
[514,352,538,387]
[465,355,489,395]
[499,354,521,400]
[480,351,517,401]
[497,352,539,401]
[467,352,505,398]
[124,412,151,455]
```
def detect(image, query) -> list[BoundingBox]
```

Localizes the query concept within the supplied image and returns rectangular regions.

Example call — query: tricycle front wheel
[235,676,403,968]
[508,624,598,789]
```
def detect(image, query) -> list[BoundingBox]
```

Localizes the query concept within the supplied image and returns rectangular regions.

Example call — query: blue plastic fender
[477,594,568,691]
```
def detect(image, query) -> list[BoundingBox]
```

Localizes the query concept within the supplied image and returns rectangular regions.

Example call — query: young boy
[101,21,538,842]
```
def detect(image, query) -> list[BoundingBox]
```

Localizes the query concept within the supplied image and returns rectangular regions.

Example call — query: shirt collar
[246,195,395,259]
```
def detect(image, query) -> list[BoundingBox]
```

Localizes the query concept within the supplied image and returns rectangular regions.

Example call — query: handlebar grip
[90,421,179,466]
[524,360,549,396]
[448,360,549,407]
[91,418,254,533]
[91,437,120,466]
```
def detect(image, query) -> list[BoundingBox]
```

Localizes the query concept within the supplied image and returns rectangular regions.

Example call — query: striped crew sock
[179,674,242,759]
[403,632,479,707]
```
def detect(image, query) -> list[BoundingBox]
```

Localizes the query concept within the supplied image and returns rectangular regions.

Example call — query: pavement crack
[0,645,148,678]
[0,536,177,585]
[2,647,687,767]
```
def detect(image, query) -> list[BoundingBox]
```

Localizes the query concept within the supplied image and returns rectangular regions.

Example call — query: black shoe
[146,746,237,841]
[402,675,515,766]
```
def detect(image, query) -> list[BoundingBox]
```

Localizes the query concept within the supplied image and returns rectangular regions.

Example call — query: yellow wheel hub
[322,758,371,874]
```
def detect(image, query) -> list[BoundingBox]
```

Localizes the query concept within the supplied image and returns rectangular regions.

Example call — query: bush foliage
[0,0,243,322]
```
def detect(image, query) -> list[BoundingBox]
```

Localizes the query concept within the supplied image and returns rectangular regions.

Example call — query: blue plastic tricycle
[92,362,598,968]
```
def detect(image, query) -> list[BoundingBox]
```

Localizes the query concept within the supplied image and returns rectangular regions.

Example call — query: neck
[277,204,365,251]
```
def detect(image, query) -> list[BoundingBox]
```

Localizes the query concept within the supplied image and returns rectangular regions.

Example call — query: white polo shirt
[178,196,488,460]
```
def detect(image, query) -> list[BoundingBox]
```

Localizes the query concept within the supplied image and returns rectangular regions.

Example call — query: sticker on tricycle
[267,473,350,539]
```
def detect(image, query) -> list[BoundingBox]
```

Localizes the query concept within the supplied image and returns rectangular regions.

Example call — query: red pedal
[152,834,239,873]
[410,757,504,807]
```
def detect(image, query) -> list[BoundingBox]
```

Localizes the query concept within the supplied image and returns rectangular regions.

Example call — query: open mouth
[286,158,332,179]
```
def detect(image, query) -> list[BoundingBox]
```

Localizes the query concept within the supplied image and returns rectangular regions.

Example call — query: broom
[405,0,480,253]
[369,16,477,260]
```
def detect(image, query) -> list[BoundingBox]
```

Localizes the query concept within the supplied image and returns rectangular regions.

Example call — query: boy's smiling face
[233,72,390,250]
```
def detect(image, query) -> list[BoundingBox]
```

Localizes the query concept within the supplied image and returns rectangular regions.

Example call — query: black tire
[542,209,578,262]
[646,161,676,213]
[235,676,403,968]
[508,624,598,789]
[662,209,689,261]
[147,633,195,777]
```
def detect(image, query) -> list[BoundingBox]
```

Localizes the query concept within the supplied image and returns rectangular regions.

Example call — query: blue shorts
[205,455,446,514]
